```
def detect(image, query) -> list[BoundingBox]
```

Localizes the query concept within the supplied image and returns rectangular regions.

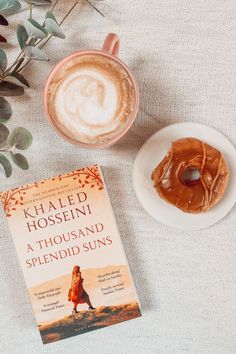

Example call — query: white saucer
[133,122,236,230]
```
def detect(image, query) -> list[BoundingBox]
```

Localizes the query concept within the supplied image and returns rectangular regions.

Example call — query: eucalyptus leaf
[0,97,12,122]
[23,0,51,5]
[25,18,47,39]
[4,73,29,88]
[0,0,21,15]
[0,47,7,73]
[45,17,65,39]
[8,127,33,150]
[10,152,29,170]
[0,123,9,144]
[16,24,29,49]
[0,81,24,96]
[24,46,49,61]
[45,10,57,21]
[0,153,12,177]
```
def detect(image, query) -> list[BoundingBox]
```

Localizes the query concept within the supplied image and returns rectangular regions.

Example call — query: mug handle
[102,33,120,56]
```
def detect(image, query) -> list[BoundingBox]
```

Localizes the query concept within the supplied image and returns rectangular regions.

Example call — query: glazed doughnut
[151,137,229,213]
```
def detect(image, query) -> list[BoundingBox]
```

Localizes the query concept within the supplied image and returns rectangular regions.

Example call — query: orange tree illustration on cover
[0,165,103,217]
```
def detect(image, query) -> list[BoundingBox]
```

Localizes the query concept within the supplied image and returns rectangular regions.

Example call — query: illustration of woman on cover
[68,265,95,314]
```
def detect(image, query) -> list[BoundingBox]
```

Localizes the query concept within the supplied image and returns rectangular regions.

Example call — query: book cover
[0,165,141,344]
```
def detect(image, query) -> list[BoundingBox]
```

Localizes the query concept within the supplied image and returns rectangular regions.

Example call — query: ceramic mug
[44,33,139,148]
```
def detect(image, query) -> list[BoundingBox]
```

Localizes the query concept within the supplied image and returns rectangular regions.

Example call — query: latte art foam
[56,69,120,137]
[47,54,135,144]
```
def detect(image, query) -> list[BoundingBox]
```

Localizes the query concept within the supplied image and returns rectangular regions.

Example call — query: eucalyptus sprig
[0,97,32,177]
[0,0,104,177]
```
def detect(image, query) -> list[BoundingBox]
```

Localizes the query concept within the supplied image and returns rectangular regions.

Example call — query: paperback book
[1,165,141,344]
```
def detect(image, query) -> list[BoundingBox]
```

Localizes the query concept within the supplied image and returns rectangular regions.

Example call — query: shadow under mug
[44,33,140,149]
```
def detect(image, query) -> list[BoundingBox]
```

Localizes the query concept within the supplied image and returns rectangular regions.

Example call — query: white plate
[133,122,236,230]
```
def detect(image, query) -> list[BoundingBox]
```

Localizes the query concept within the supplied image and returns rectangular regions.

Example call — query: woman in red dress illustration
[68,265,95,313]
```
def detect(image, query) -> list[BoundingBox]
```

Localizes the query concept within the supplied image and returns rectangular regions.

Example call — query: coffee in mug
[44,33,139,148]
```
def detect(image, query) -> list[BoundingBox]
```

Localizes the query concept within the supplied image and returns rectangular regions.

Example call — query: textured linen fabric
[0,1,236,353]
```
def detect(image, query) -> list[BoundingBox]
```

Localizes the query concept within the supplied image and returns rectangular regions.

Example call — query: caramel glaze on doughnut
[151,138,229,213]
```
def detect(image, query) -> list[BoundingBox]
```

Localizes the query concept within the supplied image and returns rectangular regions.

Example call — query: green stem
[3,37,32,75]
[29,4,33,19]
[16,0,104,74]
[18,0,80,73]
[58,0,80,26]
[84,0,105,17]
[0,146,13,152]
[3,50,24,75]
[51,0,60,12]
[36,0,78,51]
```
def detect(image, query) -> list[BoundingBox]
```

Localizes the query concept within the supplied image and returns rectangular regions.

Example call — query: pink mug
[44,33,139,149]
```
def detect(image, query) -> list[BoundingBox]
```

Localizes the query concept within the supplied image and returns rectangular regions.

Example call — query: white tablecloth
[0,1,236,353]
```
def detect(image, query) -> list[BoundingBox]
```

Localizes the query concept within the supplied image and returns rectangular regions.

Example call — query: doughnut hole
[181,166,200,186]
